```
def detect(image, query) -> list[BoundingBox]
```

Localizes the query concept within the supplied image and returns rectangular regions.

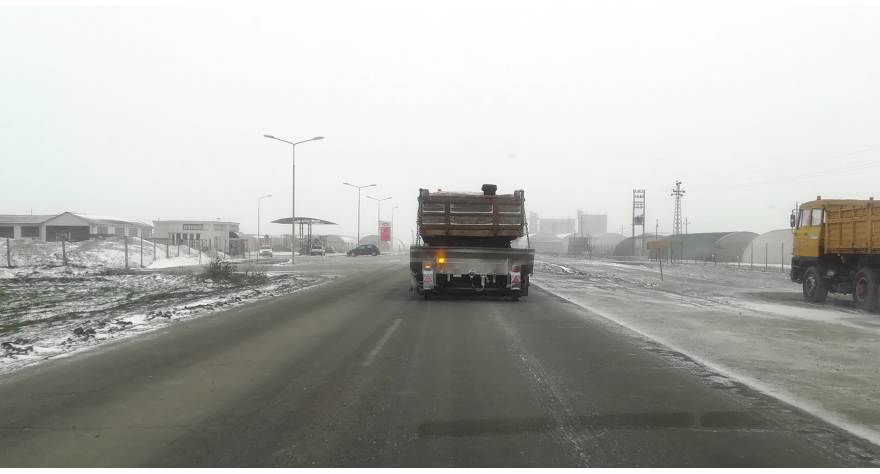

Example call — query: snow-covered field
[0,269,331,375]
[0,237,231,270]
[0,238,335,375]
[532,255,880,446]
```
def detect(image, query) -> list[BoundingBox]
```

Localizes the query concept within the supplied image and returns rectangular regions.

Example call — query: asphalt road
[1,256,879,467]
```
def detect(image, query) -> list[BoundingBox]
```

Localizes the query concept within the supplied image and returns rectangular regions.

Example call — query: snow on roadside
[147,255,205,268]
[0,269,336,376]
[0,237,232,270]
[532,255,880,447]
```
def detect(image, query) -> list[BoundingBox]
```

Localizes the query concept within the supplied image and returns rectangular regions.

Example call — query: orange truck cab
[791,197,880,310]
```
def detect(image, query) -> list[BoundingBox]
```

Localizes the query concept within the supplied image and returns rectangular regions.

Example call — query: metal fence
[2,236,237,270]
[567,243,617,258]
[646,241,790,273]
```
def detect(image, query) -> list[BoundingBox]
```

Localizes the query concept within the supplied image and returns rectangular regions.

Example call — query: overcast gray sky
[3,4,880,241]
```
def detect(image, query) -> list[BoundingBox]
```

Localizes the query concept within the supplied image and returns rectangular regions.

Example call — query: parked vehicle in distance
[310,244,326,256]
[348,244,379,256]
[258,245,273,257]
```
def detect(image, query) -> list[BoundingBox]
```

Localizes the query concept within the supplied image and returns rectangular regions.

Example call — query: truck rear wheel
[511,293,520,302]
[852,268,879,311]
[802,266,828,303]
[424,290,433,300]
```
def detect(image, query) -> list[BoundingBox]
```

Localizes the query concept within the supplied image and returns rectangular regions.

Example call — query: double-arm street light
[343,182,376,246]
[257,194,272,260]
[390,205,399,253]
[263,134,324,264]
[366,196,392,251]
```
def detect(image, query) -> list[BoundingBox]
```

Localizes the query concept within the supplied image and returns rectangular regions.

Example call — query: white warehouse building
[0,212,152,241]
[152,220,249,255]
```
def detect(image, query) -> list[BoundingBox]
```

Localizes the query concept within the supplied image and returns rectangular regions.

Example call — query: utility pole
[684,217,689,234]
[655,220,659,261]
[632,189,646,257]
[671,181,686,235]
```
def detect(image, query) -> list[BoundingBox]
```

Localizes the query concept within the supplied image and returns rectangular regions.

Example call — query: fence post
[5,237,10,268]
[153,240,156,264]
[750,243,753,270]
[140,237,143,268]
[124,236,129,270]
[62,239,67,266]
[166,243,169,259]
[765,242,768,271]
[782,243,785,273]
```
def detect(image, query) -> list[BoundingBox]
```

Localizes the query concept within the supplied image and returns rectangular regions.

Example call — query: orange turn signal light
[425,265,431,270]
[438,258,445,264]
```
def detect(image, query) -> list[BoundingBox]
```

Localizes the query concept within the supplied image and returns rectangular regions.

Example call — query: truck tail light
[424,265,431,270]
[513,265,520,272]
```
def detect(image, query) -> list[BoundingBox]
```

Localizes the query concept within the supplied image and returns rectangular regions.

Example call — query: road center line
[362,319,403,366]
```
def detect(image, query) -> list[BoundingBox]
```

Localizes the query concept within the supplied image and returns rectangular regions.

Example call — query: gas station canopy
[270,217,337,225]
[270,217,337,254]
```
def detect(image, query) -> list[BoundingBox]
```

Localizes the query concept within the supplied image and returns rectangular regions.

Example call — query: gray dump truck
[409,184,535,301]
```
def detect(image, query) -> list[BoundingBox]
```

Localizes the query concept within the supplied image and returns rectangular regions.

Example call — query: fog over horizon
[3,4,880,241]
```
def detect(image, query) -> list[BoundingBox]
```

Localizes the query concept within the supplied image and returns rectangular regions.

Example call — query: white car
[310,244,325,256]
[258,245,273,257]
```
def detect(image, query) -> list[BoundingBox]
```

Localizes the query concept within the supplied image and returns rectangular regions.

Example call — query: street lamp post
[257,194,272,260]
[366,196,392,252]
[263,134,324,264]
[343,182,376,246]
[391,205,398,253]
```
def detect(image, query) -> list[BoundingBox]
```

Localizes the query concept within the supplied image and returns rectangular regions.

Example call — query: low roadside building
[512,233,564,253]
[0,213,152,242]
[152,220,249,256]
[613,233,666,257]
[322,235,358,254]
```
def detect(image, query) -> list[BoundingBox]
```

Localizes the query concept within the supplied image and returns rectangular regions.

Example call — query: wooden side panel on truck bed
[825,201,880,254]
[417,189,526,247]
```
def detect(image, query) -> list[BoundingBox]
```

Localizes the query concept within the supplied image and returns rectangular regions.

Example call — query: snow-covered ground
[532,255,880,446]
[0,237,232,270]
[0,269,332,375]
[0,238,338,375]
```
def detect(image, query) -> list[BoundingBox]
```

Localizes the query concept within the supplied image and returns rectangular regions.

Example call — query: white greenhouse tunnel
[739,229,793,265]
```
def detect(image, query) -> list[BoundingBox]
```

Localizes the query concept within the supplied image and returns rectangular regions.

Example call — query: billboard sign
[380,221,391,242]
[647,240,671,249]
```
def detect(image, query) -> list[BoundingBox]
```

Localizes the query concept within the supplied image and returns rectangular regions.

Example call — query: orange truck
[791,197,880,310]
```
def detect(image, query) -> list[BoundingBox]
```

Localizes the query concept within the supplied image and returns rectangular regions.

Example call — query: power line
[695,145,880,184]
[693,159,880,192]
[647,145,880,192]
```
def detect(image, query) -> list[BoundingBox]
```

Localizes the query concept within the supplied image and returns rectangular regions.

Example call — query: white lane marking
[362,319,403,366]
